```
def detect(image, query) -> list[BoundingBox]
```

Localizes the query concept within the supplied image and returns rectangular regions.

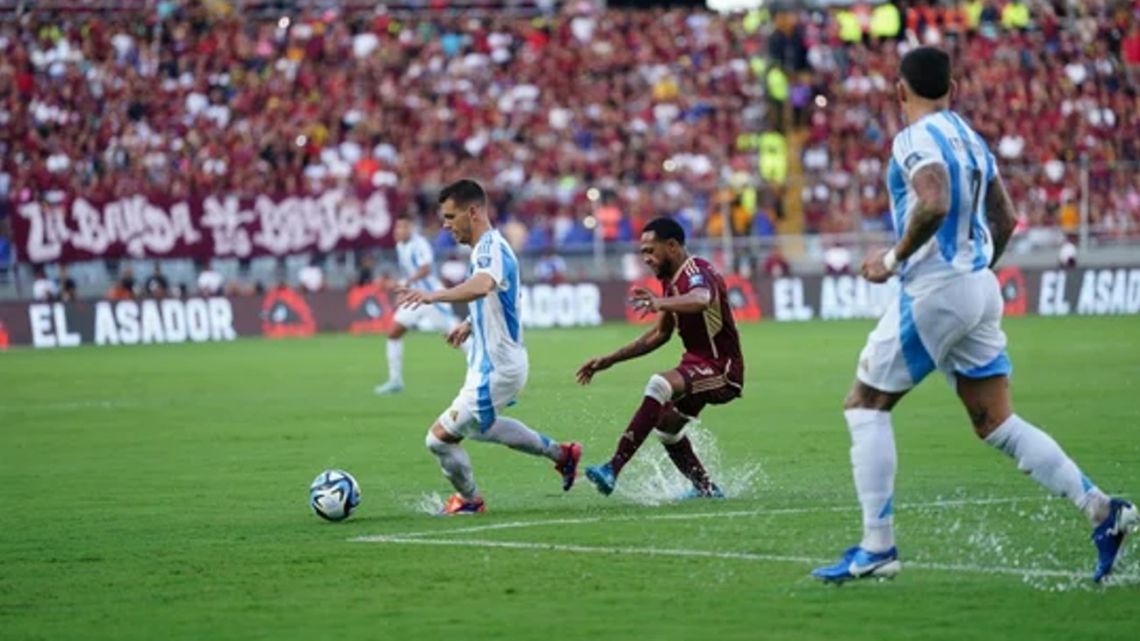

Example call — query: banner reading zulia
[10,188,398,263]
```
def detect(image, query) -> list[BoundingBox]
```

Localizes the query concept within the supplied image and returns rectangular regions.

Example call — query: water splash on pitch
[613,423,768,506]
[908,498,1140,592]
[412,492,446,515]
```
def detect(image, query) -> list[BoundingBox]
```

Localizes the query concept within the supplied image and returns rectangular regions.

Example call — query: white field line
[352,496,1041,542]
[355,536,1136,581]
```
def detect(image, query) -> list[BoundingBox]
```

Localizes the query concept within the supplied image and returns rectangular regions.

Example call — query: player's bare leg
[376,323,409,395]
[425,423,484,515]
[958,375,1137,582]
[812,380,906,582]
[584,369,686,496]
[656,408,722,499]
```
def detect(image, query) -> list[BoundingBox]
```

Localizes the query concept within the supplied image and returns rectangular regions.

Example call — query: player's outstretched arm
[576,311,675,385]
[395,273,496,308]
[863,164,950,283]
[631,286,711,315]
[984,174,1017,267]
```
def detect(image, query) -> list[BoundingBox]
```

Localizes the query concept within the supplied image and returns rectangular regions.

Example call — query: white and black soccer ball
[309,469,361,522]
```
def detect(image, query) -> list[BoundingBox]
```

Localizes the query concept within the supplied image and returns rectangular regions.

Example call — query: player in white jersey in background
[375,213,462,395]
[396,179,582,515]
[812,47,1137,584]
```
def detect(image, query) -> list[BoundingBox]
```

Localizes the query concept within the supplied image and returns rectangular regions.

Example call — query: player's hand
[446,321,471,348]
[395,287,432,309]
[576,356,612,385]
[861,249,895,284]
[629,286,661,316]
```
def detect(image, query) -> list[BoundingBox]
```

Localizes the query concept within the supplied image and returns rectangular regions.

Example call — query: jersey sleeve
[471,238,505,289]
[892,126,944,180]
[675,260,712,299]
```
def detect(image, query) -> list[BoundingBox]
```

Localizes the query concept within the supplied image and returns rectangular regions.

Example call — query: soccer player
[577,217,744,499]
[396,179,581,515]
[375,212,462,395]
[812,47,1136,583]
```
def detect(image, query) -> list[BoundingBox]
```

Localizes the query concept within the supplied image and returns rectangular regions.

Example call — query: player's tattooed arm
[577,313,675,384]
[984,174,1017,267]
[895,164,951,261]
[862,164,950,283]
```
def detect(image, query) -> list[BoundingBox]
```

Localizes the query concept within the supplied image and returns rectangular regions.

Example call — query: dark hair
[900,46,951,100]
[438,179,486,209]
[642,217,685,246]
[396,212,415,222]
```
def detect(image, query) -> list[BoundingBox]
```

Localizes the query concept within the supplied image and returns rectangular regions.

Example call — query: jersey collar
[671,256,695,284]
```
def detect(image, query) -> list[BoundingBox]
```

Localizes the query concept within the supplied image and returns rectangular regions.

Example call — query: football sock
[611,375,673,476]
[662,437,712,491]
[984,414,1111,525]
[845,409,897,553]
[472,416,562,461]
[386,338,404,384]
[611,397,665,476]
[426,433,477,499]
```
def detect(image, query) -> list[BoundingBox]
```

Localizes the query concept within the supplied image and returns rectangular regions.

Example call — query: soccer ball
[309,469,361,522]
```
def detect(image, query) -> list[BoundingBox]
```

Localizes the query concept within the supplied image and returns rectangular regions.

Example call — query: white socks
[470,417,562,462]
[984,414,1110,525]
[844,410,1111,551]
[386,338,404,384]
[426,433,477,499]
[845,409,897,553]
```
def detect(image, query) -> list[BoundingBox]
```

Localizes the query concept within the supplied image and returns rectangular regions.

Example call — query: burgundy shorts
[669,353,743,418]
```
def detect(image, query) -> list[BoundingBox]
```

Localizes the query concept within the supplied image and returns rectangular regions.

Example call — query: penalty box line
[352,496,1042,542]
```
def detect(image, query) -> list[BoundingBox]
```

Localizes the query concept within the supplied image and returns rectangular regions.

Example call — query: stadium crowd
[801,0,1140,238]
[1,0,1139,285]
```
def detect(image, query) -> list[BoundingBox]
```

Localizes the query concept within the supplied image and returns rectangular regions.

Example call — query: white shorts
[394,302,457,333]
[856,270,1011,392]
[437,363,528,437]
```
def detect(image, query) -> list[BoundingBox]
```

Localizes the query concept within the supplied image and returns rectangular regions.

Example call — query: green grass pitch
[2,316,1139,640]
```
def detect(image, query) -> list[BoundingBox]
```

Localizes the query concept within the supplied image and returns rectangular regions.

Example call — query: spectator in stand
[196,262,225,297]
[823,245,852,275]
[0,234,10,283]
[144,264,169,298]
[764,247,792,278]
[298,258,325,294]
[356,254,376,287]
[58,265,77,302]
[534,248,569,284]
[32,265,59,301]
[105,267,136,301]
[1058,238,1079,268]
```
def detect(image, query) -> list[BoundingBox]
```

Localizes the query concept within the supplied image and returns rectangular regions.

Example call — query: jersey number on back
[967,168,986,241]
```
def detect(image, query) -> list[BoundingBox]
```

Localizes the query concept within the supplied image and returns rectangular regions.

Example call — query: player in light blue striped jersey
[396,179,581,515]
[812,47,1136,584]
[374,213,462,395]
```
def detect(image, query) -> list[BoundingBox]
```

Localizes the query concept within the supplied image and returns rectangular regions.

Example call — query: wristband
[882,249,899,273]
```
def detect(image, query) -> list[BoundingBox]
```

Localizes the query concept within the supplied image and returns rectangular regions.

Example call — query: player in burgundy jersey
[577,217,745,499]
